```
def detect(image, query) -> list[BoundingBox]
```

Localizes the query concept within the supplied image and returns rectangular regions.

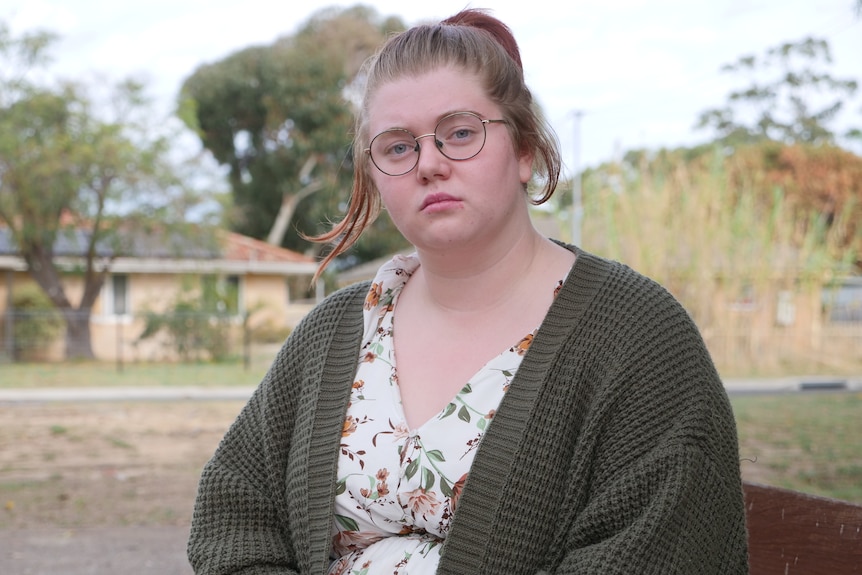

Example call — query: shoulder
[557,246,686,318]
[554,246,705,354]
[292,281,370,337]
[263,281,370,392]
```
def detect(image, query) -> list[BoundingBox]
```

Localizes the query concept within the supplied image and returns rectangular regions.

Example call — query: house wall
[1,270,314,362]
[2,267,856,369]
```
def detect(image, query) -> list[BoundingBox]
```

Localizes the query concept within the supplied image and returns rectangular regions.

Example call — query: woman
[188,9,749,574]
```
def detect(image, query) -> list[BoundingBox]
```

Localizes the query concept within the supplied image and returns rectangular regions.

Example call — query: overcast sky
[4,0,861,173]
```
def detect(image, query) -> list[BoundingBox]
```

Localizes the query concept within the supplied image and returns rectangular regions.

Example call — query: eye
[386,141,414,157]
[456,127,475,139]
[437,116,482,147]
[372,130,417,159]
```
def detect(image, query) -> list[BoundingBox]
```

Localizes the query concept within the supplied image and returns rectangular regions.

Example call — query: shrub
[9,285,63,361]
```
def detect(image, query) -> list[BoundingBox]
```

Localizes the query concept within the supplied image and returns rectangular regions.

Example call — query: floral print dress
[328,254,561,575]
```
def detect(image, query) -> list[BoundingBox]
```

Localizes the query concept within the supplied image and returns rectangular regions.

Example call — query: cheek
[373,178,408,222]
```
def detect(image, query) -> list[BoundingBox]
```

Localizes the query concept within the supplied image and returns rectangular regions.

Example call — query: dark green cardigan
[188,247,749,574]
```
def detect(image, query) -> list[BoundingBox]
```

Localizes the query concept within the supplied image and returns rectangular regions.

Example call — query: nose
[413,133,448,180]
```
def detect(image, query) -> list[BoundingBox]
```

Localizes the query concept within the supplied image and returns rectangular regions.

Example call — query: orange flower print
[403,488,441,518]
[450,473,468,512]
[364,282,382,310]
[511,333,533,355]
[377,481,389,497]
[363,352,376,363]
[392,422,410,440]
[342,416,358,437]
[352,379,365,391]
[376,468,390,496]
[332,530,386,556]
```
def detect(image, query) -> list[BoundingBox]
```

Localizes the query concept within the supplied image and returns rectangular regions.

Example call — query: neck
[411,226,560,314]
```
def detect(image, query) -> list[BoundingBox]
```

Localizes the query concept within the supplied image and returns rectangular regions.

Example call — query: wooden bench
[744,481,862,574]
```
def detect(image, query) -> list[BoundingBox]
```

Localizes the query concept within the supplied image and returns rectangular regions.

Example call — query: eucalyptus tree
[696,37,859,146]
[179,6,407,257]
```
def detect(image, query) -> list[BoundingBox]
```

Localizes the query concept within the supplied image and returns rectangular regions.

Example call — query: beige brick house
[0,229,318,362]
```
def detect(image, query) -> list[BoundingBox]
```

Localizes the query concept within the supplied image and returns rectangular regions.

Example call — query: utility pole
[571,110,584,246]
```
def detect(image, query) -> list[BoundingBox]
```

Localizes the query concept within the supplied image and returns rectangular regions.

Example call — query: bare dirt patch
[3,394,851,531]
[0,400,244,530]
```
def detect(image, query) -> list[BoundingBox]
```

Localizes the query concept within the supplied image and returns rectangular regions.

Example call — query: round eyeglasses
[365,111,507,176]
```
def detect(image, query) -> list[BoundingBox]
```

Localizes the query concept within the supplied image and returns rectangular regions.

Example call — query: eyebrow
[376,109,487,133]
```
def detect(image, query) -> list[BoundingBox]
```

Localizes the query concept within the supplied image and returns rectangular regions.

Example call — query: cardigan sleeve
[187,283,368,574]
[552,429,749,574]
[186,350,303,574]
[434,251,748,574]
[548,276,749,573]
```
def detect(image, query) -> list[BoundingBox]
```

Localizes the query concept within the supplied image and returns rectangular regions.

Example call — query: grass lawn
[731,391,862,504]
[0,361,267,388]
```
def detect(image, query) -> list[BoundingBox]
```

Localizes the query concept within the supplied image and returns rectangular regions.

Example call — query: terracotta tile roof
[0,226,313,264]
[222,232,314,264]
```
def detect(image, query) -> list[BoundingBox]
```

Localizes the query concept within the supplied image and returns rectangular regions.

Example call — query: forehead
[366,66,494,133]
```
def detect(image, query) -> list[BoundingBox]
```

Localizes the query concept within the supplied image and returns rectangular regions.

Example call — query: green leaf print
[426,449,445,462]
[366,475,379,500]
[439,476,453,497]
[335,514,360,531]
[441,402,457,418]
[405,459,419,480]
[457,405,471,423]
[422,466,435,491]
[335,478,346,496]
[477,417,487,431]
[461,383,473,394]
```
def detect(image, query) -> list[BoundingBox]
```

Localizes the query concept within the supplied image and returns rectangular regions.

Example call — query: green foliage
[0,19,219,359]
[179,5,406,260]
[579,142,860,373]
[9,284,63,360]
[696,37,860,146]
[137,278,240,362]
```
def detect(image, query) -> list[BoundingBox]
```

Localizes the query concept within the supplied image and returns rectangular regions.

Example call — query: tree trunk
[266,180,324,246]
[63,308,95,360]
[266,154,324,246]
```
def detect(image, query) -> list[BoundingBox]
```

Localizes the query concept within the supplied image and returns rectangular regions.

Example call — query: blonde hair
[311,9,561,278]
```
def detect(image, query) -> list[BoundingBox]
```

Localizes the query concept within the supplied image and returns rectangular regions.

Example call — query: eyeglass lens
[369,112,489,176]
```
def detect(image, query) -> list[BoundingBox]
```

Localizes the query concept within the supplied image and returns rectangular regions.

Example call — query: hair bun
[442,9,523,70]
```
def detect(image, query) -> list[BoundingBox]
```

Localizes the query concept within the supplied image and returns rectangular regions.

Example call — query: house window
[824,279,862,323]
[201,275,242,316]
[104,274,130,316]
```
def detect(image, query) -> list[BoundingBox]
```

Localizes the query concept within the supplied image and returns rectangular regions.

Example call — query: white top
[327,253,543,575]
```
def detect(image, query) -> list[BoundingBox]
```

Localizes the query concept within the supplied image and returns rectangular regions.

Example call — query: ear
[518,150,533,185]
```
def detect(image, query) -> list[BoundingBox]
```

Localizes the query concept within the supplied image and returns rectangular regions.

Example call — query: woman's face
[365,66,533,254]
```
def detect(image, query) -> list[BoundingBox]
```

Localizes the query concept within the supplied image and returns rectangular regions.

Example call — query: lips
[420,193,461,212]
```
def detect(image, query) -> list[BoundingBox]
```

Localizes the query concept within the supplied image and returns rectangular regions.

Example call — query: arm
[187,358,301,574]
[554,424,749,574]
[187,283,368,574]
[551,299,748,573]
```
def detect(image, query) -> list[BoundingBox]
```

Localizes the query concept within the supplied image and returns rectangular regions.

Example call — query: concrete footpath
[1,526,193,575]
[1,375,860,403]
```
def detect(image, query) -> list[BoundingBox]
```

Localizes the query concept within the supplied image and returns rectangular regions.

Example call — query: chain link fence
[1,309,291,368]
[1,306,861,374]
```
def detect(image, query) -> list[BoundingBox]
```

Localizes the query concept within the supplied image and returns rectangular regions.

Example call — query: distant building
[0,227,318,361]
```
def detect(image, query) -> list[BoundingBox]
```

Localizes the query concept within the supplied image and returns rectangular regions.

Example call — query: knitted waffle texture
[188,247,749,574]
